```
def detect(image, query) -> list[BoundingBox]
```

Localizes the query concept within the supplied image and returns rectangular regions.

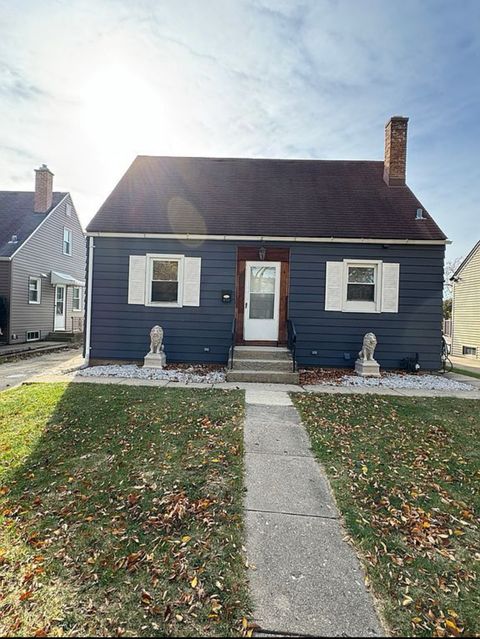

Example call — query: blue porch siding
[89,237,444,369]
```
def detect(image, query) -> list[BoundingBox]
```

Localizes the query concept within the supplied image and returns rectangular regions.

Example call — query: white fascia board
[86,231,450,245]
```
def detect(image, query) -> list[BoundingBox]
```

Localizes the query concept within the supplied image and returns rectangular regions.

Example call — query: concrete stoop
[227,346,299,384]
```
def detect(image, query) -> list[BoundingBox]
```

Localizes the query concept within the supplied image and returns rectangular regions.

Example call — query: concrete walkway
[0,348,83,392]
[450,355,480,373]
[26,369,480,399]
[244,388,384,637]
[0,340,72,361]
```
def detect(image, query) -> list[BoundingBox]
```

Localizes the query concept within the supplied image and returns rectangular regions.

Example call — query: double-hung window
[147,255,183,306]
[72,286,82,311]
[63,228,72,255]
[344,261,380,312]
[28,277,41,304]
[325,259,399,313]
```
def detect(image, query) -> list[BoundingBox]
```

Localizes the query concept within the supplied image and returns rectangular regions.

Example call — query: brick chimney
[383,116,409,186]
[34,164,54,213]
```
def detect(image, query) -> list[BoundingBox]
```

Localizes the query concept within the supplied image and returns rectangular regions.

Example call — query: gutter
[84,236,94,366]
[85,231,451,245]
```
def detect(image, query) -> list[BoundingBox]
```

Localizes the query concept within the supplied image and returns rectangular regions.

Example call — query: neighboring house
[450,240,480,361]
[0,165,86,344]
[85,116,448,373]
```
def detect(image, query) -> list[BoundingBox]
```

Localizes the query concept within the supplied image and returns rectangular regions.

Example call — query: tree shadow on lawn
[0,382,248,637]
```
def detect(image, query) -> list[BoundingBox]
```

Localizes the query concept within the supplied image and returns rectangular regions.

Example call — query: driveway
[0,347,84,392]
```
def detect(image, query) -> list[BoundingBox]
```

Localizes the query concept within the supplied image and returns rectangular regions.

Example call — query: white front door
[244,261,281,341]
[54,285,66,331]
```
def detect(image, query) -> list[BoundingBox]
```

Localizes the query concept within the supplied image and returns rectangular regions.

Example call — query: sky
[0,0,479,262]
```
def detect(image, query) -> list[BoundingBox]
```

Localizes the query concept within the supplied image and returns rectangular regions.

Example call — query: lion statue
[358,332,377,361]
[149,325,164,355]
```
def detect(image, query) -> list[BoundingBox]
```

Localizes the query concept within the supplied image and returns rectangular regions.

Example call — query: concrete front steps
[227,346,299,384]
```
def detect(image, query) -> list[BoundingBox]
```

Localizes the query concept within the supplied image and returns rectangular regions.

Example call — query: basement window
[27,330,40,342]
[462,345,477,357]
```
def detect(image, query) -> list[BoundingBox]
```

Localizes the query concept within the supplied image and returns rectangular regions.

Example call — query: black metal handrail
[287,318,297,372]
[440,334,453,374]
[228,317,236,369]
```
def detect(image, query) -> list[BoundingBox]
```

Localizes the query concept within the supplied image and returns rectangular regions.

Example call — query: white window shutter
[183,257,201,306]
[325,261,344,311]
[381,263,400,313]
[128,255,146,304]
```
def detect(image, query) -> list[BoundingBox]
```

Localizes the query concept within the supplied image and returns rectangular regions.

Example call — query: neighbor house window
[462,345,477,356]
[28,277,41,304]
[343,261,380,312]
[65,203,72,216]
[72,286,82,311]
[63,228,72,255]
[27,330,40,342]
[146,255,183,306]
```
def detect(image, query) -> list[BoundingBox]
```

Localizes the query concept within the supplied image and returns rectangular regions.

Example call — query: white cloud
[0,0,478,259]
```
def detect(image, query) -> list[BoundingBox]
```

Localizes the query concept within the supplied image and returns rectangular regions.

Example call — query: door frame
[244,260,281,342]
[54,284,66,331]
[235,247,290,345]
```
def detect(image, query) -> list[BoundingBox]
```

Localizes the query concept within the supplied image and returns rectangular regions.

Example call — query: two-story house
[0,165,86,344]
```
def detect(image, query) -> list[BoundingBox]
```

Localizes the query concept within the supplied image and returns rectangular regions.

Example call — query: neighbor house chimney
[34,164,54,212]
[383,116,409,186]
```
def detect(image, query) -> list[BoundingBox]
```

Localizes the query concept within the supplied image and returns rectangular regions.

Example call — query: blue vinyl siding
[89,237,444,369]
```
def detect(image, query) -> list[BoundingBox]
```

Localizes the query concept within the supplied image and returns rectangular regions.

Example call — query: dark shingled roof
[0,191,67,257]
[87,155,447,241]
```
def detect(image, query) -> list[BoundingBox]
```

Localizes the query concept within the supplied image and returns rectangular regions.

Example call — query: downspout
[84,235,94,366]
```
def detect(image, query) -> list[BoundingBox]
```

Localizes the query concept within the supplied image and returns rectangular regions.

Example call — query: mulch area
[299,366,425,385]
[299,367,353,385]
[164,363,225,374]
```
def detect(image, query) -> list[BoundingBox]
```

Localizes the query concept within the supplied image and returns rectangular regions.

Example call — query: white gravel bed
[77,364,226,384]
[339,373,473,391]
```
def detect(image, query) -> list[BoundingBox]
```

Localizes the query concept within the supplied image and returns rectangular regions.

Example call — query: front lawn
[0,383,249,637]
[293,393,479,637]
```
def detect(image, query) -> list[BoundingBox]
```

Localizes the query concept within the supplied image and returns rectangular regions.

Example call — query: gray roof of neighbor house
[87,155,447,241]
[0,191,67,257]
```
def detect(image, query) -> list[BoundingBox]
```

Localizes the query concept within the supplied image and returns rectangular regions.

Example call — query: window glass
[73,286,82,311]
[28,278,40,303]
[347,266,375,302]
[249,266,276,319]
[151,259,179,303]
[63,228,72,255]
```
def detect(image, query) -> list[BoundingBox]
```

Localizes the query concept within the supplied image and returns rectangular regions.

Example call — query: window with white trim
[325,259,399,313]
[146,255,184,306]
[28,277,41,304]
[462,345,477,357]
[72,286,82,311]
[344,262,379,312]
[27,330,40,342]
[63,228,72,255]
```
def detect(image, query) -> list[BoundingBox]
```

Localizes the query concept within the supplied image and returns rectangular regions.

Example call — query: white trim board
[86,231,450,245]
